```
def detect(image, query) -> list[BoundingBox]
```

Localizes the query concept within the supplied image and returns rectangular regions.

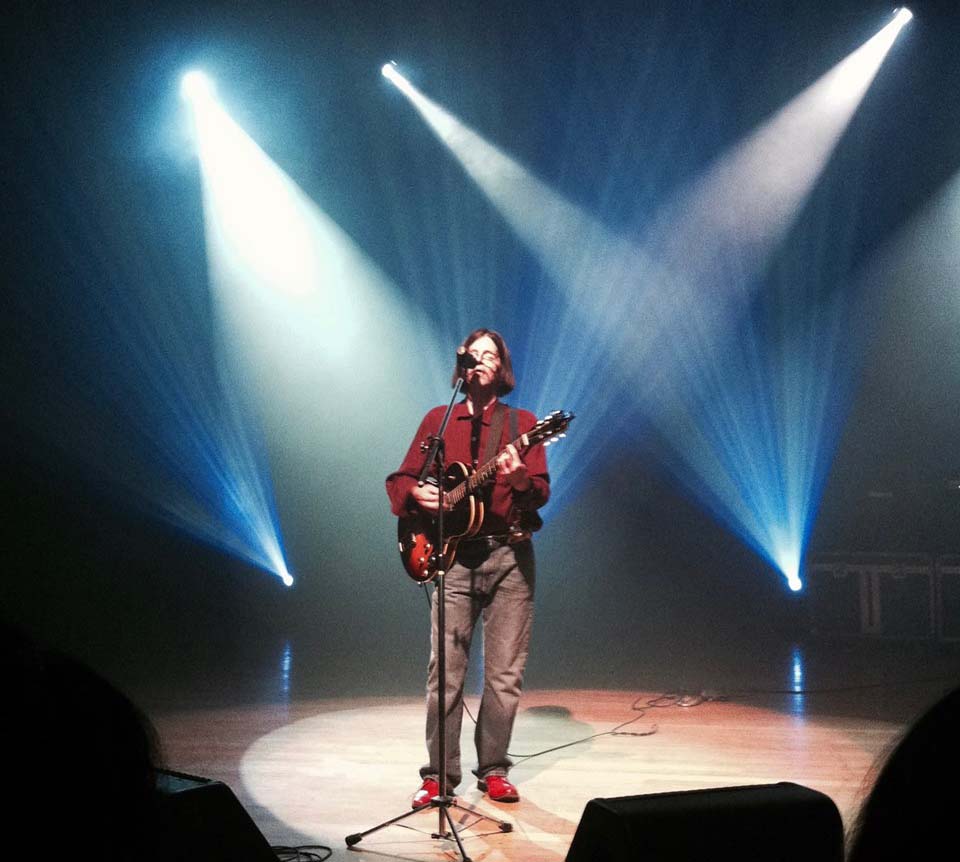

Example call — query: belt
[459,534,510,549]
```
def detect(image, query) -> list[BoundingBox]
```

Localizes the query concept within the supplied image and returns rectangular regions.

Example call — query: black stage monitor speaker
[565,781,842,862]
[153,769,277,862]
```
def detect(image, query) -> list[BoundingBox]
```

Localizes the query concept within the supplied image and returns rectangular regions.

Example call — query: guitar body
[398,462,484,582]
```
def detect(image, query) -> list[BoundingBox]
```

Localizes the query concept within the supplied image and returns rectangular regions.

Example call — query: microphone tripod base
[344,794,512,859]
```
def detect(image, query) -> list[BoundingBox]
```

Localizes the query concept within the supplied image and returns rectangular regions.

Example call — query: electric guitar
[397,410,574,582]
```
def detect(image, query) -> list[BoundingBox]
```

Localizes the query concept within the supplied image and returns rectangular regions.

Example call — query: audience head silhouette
[848,685,960,861]
[2,624,160,857]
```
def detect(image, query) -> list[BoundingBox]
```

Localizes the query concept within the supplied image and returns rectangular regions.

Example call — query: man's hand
[411,482,440,513]
[497,443,531,492]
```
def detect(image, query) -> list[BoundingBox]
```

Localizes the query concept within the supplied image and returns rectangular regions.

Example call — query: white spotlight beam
[382,14,911,405]
[633,9,913,586]
[188,87,448,380]
[380,66,666,500]
[185,78,449,584]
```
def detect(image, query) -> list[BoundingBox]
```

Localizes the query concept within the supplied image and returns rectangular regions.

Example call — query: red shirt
[385,399,550,535]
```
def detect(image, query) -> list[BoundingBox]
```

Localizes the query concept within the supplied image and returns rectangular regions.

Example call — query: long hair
[450,328,516,396]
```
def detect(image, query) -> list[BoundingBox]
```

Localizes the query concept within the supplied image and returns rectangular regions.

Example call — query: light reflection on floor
[229,689,895,861]
[144,633,960,860]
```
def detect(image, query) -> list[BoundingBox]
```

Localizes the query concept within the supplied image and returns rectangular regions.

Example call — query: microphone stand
[345,369,512,861]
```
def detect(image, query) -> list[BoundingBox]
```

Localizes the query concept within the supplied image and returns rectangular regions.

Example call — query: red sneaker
[411,778,440,809]
[478,775,519,802]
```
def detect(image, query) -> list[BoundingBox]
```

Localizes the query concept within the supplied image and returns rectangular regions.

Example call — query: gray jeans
[420,540,535,788]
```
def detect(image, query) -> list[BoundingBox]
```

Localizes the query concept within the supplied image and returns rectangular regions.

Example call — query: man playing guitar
[386,328,550,808]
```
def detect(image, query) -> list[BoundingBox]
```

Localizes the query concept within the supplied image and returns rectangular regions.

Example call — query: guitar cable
[271,845,332,861]
[421,590,960,762]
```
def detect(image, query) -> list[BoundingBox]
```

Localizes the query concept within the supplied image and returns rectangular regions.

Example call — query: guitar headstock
[526,410,574,448]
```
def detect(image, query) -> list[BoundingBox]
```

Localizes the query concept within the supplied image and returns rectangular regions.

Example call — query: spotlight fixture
[180,69,215,103]
[381,62,416,97]
[892,7,913,26]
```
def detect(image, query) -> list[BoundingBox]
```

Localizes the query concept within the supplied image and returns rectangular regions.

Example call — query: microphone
[457,347,479,369]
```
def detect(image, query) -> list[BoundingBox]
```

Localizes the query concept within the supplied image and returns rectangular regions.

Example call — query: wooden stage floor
[145,640,960,862]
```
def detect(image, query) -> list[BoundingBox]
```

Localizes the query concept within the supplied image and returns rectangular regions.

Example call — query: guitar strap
[509,406,544,538]
[483,403,542,540]
[481,402,509,466]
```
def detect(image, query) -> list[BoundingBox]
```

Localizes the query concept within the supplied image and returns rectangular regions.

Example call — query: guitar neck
[445,434,526,507]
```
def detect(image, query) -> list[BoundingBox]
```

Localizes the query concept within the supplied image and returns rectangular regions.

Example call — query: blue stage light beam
[174,69,296,585]
[382,9,912,589]
[3,68,304,587]
[637,7,913,590]
[183,68,449,581]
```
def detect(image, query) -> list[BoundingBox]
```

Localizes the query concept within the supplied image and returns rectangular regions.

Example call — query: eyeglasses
[469,350,500,364]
